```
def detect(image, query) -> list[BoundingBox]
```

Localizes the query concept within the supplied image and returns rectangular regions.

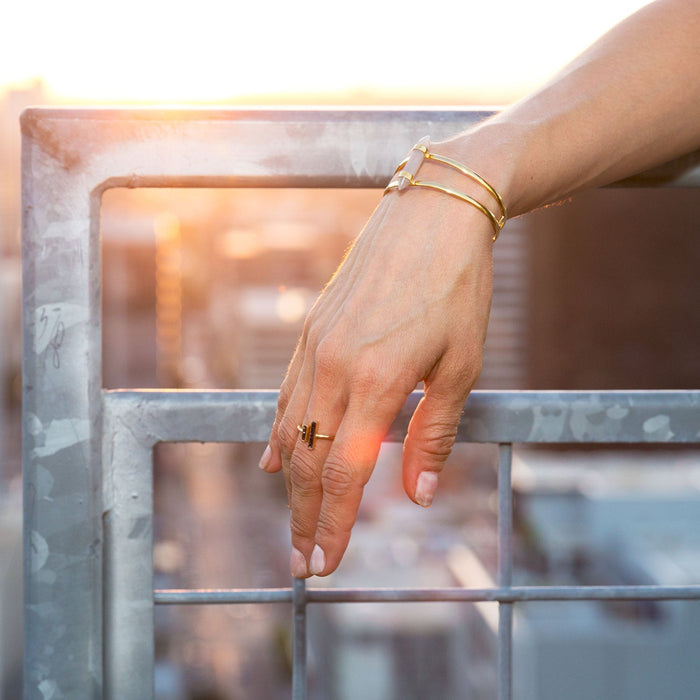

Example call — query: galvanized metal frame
[21,108,700,699]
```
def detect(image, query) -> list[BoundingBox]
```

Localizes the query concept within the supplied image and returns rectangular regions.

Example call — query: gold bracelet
[384,137,507,241]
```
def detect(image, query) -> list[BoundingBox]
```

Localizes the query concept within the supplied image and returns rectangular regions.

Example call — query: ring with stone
[297,422,335,450]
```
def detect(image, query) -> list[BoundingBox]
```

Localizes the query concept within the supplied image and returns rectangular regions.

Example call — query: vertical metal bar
[498,443,514,700]
[102,395,155,699]
[292,576,308,700]
[21,113,103,697]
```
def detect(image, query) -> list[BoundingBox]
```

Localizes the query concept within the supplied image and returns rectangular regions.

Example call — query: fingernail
[309,545,325,576]
[290,547,307,578]
[258,445,272,471]
[414,471,438,507]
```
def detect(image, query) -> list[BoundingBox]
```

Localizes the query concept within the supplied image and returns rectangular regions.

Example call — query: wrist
[432,117,543,219]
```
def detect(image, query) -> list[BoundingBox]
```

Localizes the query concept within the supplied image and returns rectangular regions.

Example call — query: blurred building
[527,187,700,390]
[101,187,534,393]
[456,449,700,700]
[0,81,46,485]
[0,81,49,700]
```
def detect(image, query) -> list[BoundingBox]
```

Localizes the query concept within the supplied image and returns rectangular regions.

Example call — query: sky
[2,0,652,104]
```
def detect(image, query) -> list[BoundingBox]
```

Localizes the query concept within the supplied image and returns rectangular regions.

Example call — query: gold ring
[297,422,335,450]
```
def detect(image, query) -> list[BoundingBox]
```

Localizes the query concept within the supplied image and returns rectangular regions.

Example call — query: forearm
[440,0,700,217]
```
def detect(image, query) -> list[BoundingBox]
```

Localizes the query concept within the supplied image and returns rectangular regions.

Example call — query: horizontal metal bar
[22,108,700,188]
[104,389,700,445]
[154,585,700,604]
[22,108,498,191]
[309,585,700,603]
[154,589,293,604]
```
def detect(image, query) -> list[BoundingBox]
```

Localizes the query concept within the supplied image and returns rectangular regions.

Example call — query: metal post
[498,443,513,700]
[22,111,104,698]
[102,397,155,699]
[292,576,308,700]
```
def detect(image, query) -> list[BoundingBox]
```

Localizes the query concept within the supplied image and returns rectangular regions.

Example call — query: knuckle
[290,512,316,541]
[303,320,322,350]
[278,417,300,456]
[441,350,483,393]
[349,365,384,397]
[423,431,457,459]
[464,355,483,387]
[349,346,416,396]
[301,303,321,332]
[316,510,351,540]
[411,422,459,462]
[455,350,483,388]
[314,336,345,378]
[301,306,330,353]
[277,378,294,413]
[321,456,361,498]
[289,452,321,495]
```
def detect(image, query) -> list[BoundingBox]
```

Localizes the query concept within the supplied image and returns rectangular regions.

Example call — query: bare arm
[443,0,700,215]
[261,0,700,578]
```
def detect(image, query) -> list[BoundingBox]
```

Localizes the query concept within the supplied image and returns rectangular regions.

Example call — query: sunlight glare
[2,0,652,103]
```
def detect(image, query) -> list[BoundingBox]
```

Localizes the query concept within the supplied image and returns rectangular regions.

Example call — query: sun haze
[3,0,651,104]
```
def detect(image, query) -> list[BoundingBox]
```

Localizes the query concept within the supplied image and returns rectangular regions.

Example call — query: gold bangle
[385,179,503,237]
[384,137,507,241]
[426,152,507,223]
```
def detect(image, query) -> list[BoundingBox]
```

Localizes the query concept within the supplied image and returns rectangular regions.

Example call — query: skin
[259,0,700,578]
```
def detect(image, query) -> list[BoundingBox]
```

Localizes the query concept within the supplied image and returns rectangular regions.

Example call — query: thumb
[402,381,467,508]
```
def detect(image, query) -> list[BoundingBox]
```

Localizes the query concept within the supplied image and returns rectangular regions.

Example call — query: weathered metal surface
[104,389,700,445]
[21,108,499,193]
[22,116,103,700]
[154,584,700,605]
[102,398,154,699]
[498,445,514,700]
[155,589,295,604]
[20,108,700,191]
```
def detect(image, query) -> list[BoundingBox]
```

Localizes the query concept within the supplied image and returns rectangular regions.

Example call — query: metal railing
[21,108,700,699]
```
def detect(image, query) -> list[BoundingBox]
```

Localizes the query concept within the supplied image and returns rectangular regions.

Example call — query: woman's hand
[255,0,700,580]
[259,181,496,578]
[256,0,699,579]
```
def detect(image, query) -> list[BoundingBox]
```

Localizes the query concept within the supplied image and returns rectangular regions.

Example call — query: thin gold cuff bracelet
[384,136,507,241]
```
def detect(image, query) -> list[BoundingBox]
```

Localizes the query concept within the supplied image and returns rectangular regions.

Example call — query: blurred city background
[3,0,700,697]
